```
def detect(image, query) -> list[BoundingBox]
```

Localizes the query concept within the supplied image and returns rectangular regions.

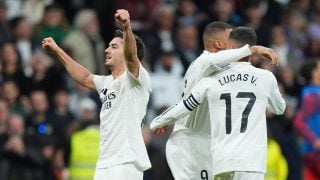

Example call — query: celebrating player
[151,27,285,180]
[42,9,151,180]
[152,22,278,180]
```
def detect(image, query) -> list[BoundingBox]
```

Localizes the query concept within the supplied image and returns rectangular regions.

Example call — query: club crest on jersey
[101,88,116,110]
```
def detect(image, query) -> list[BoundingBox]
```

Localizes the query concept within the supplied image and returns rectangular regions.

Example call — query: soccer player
[151,27,286,180]
[42,9,151,180]
[153,22,279,180]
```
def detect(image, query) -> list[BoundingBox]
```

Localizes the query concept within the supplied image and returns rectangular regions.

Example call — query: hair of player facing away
[229,27,257,47]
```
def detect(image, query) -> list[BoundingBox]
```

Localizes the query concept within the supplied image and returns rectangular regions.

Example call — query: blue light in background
[38,124,47,135]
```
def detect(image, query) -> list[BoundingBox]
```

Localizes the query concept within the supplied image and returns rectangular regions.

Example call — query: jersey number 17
[220,92,256,134]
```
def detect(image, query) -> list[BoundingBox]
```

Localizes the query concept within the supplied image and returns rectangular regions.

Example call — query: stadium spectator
[62,9,106,75]
[33,3,70,46]
[294,60,320,180]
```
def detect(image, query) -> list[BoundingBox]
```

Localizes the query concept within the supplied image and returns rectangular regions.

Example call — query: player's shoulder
[249,65,278,85]
[93,74,112,90]
[248,64,275,77]
[189,51,211,67]
[198,75,220,87]
[94,74,111,82]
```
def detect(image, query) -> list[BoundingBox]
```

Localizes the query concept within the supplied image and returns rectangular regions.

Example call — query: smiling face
[104,37,125,69]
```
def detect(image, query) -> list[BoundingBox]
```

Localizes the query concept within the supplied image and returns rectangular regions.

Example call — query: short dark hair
[203,21,232,41]
[114,30,146,61]
[300,60,319,83]
[229,27,257,47]
[9,16,24,31]
[44,3,63,12]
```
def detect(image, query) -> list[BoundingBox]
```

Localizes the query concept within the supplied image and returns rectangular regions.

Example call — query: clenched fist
[42,37,59,52]
[115,9,131,30]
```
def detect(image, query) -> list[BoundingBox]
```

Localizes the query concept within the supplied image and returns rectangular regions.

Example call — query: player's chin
[105,61,112,67]
[105,59,110,64]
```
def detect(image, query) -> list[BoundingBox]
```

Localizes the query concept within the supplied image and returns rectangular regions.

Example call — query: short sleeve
[93,75,107,91]
[189,78,210,104]
[126,64,152,93]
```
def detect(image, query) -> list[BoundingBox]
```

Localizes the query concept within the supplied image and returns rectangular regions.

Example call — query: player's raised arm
[115,9,140,77]
[42,37,96,90]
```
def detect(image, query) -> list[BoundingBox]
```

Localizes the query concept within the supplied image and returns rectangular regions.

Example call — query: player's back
[175,51,214,133]
[175,45,253,133]
[202,62,285,174]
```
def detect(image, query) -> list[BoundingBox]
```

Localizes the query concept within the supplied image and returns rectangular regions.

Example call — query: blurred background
[0,0,320,179]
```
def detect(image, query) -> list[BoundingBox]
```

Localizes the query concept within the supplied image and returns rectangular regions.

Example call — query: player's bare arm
[115,9,140,77]
[41,37,96,91]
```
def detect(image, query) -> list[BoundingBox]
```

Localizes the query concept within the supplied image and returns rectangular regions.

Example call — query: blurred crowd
[0,0,319,180]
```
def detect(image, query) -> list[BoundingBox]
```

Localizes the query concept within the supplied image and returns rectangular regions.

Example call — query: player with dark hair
[152,22,279,179]
[151,27,285,180]
[42,9,151,180]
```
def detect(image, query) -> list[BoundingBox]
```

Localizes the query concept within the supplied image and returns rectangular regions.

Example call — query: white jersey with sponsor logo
[188,62,285,174]
[175,45,252,134]
[93,64,151,170]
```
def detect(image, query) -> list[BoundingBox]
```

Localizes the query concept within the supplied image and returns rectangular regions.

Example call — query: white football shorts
[214,171,264,180]
[93,163,143,180]
[166,130,212,180]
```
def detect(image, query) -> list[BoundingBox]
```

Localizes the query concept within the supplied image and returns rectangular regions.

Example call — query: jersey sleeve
[150,79,209,130]
[93,75,106,92]
[267,72,286,114]
[188,78,209,105]
[150,101,191,130]
[126,63,152,93]
[201,44,252,76]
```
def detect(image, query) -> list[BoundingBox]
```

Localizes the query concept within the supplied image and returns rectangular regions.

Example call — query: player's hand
[153,127,165,136]
[115,9,131,30]
[42,37,59,52]
[251,46,279,66]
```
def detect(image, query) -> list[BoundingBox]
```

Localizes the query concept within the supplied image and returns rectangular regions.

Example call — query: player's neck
[205,47,219,53]
[110,65,125,79]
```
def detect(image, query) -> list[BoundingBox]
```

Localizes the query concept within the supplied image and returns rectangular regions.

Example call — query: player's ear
[214,40,223,49]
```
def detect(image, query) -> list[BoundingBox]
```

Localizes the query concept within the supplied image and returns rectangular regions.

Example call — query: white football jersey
[93,64,151,171]
[175,45,252,134]
[188,62,286,174]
